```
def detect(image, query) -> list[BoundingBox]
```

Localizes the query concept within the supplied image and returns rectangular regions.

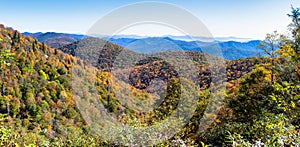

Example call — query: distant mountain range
[23,32,85,48]
[107,37,262,60]
[100,35,255,42]
[23,32,263,60]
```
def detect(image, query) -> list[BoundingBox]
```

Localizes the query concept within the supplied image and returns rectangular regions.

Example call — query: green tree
[227,66,273,122]
[287,6,300,52]
[0,49,14,70]
[272,6,300,125]
[0,49,14,115]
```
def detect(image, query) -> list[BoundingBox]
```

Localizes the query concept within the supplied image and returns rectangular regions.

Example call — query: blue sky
[1,0,299,39]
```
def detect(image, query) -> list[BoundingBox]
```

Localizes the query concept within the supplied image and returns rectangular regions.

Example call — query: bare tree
[258,31,285,83]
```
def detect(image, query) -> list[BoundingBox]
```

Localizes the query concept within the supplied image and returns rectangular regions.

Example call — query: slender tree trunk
[6,103,10,116]
[271,58,275,83]
[1,69,5,96]
[1,83,4,96]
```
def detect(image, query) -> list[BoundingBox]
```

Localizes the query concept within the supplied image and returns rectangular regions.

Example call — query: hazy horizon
[1,0,300,40]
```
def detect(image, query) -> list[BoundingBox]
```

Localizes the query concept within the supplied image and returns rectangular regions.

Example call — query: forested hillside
[0,6,300,146]
[23,32,85,48]
[0,25,113,146]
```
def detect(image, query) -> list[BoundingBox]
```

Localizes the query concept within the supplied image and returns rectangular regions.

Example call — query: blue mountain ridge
[108,37,263,60]
[23,32,263,60]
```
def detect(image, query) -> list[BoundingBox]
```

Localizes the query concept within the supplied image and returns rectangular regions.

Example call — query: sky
[1,0,300,39]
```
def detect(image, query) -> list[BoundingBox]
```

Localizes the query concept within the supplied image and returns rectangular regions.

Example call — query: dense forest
[0,7,300,146]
